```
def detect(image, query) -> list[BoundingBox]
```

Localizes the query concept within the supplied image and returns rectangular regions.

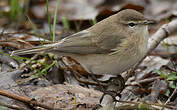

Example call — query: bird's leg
[125,67,136,81]
[99,75,125,107]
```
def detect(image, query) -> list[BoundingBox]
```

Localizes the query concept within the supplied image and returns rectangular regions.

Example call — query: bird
[12,9,153,75]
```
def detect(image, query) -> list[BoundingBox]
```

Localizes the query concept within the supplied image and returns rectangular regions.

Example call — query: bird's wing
[52,30,111,54]
[53,29,124,54]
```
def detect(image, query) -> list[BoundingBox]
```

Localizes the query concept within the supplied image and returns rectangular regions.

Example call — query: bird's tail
[11,43,58,56]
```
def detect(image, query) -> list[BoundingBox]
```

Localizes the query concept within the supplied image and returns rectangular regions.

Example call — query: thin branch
[148,19,177,53]
[118,100,177,109]
[161,84,177,110]
[0,89,61,110]
[126,76,163,86]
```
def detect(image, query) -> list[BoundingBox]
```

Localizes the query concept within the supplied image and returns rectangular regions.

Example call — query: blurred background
[0,0,177,39]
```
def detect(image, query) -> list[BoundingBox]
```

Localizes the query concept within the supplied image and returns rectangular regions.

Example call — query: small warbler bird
[12,9,153,75]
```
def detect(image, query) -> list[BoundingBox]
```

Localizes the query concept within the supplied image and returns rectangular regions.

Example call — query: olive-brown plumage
[12,9,153,75]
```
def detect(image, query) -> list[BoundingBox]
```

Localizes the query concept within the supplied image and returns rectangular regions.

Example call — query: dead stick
[118,100,177,109]
[0,89,61,110]
[160,83,177,110]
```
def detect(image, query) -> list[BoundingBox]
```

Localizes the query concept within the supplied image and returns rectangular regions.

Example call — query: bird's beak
[143,19,156,25]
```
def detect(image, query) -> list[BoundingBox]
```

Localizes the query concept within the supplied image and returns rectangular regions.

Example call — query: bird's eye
[128,22,136,28]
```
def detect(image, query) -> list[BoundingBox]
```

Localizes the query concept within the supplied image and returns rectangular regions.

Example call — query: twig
[118,100,177,109]
[0,89,61,110]
[148,19,177,53]
[126,76,163,86]
[162,65,177,73]
[160,83,177,110]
